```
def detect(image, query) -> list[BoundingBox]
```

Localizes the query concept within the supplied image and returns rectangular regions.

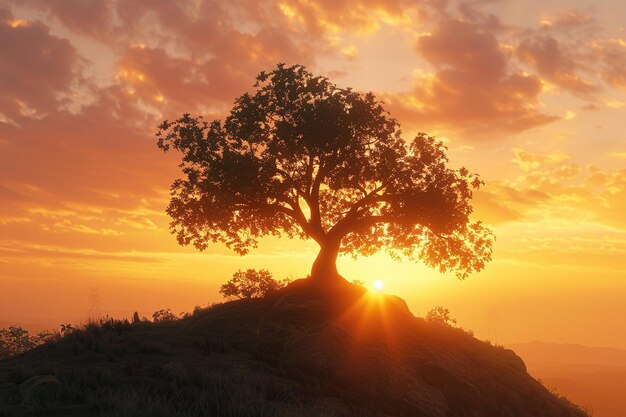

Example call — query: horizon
[1,0,625,351]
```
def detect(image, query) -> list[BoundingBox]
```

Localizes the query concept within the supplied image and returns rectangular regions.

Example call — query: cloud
[474,148,626,232]
[418,19,506,75]
[7,0,317,117]
[511,148,570,171]
[0,184,32,204]
[516,35,598,98]
[20,0,114,37]
[539,9,594,30]
[592,38,626,89]
[268,0,430,61]
[467,146,626,271]
[472,188,523,225]
[275,0,420,36]
[0,8,81,121]
[495,225,626,271]
[473,181,551,226]
[520,9,626,96]
[0,240,163,264]
[385,19,556,138]
[114,35,309,113]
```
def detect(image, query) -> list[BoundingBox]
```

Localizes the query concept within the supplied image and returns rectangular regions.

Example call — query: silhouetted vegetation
[425,306,458,326]
[0,281,588,416]
[151,308,178,323]
[0,326,55,360]
[157,64,494,283]
[219,268,291,300]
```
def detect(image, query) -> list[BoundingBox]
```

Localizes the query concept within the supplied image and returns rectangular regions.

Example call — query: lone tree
[157,64,493,284]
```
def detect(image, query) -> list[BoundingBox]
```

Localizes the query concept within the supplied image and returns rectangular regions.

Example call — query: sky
[0,0,625,348]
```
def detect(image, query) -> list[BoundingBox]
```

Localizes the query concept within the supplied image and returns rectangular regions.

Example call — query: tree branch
[304,155,314,198]
[327,214,387,240]
[308,156,336,234]
[286,198,324,243]
[345,183,387,218]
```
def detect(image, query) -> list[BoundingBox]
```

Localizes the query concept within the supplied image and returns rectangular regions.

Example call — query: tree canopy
[157,64,493,281]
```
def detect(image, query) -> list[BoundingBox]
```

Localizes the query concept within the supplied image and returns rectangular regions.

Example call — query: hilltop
[0,279,588,417]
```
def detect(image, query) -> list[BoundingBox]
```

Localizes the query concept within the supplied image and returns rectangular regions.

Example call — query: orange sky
[1,0,625,348]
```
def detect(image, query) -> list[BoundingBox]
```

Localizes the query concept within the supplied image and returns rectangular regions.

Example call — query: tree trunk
[310,241,341,282]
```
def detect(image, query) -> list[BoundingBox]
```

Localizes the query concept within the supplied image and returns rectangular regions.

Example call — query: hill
[510,342,626,417]
[0,279,588,417]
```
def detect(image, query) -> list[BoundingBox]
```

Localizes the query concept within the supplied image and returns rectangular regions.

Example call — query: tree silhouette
[220,269,290,300]
[425,306,457,326]
[157,64,493,283]
[0,326,53,359]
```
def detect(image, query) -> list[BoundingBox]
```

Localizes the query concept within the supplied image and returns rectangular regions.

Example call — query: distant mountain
[510,341,626,417]
[1,280,588,416]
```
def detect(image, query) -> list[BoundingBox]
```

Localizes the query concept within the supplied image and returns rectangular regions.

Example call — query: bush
[219,269,291,300]
[152,308,178,323]
[425,306,457,326]
[0,326,54,359]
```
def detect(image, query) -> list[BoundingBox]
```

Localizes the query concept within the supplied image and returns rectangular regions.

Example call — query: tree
[157,64,493,283]
[425,306,457,326]
[220,269,290,299]
[152,308,178,322]
[0,326,53,359]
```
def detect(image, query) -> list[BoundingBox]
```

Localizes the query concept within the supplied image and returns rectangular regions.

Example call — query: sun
[372,279,384,291]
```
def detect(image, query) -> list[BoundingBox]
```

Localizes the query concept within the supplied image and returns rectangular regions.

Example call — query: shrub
[60,323,75,336]
[219,269,291,300]
[0,326,55,359]
[152,308,178,323]
[425,306,457,326]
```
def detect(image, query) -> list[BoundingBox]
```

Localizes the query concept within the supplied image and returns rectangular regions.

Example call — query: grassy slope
[0,280,589,417]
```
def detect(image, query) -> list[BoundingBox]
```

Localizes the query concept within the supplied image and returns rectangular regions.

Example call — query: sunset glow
[1,0,625,352]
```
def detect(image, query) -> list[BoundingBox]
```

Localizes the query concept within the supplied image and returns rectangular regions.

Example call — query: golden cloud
[385,19,557,138]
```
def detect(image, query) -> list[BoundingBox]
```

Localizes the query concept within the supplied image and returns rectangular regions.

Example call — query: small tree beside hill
[425,306,457,326]
[220,269,290,300]
[152,308,178,322]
